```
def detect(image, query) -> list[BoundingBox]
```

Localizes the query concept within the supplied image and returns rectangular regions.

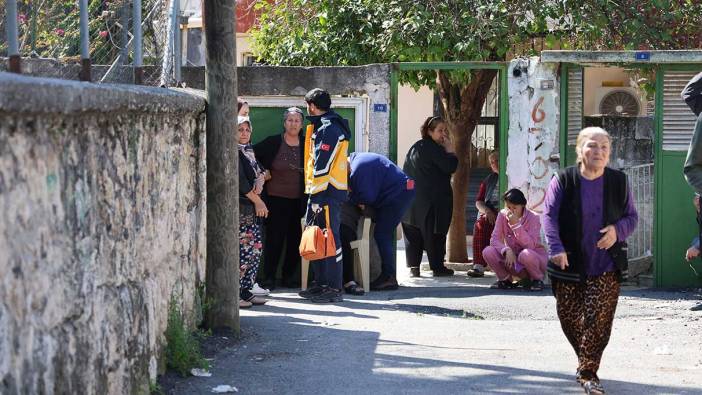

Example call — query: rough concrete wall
[507,58,560,214]
[183,65,392,156]
[584,115,654,168]
[1,60,392,156]
[0,73,207,394]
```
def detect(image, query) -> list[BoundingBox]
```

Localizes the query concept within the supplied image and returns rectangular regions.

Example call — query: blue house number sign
[374,103,388,112]
[635,52,651,61]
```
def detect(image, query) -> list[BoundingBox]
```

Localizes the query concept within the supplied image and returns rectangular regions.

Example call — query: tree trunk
[437,69,498,263]
[204,0,239,331]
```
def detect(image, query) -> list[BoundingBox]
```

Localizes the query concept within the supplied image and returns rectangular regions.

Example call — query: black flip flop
[344,283,365,295]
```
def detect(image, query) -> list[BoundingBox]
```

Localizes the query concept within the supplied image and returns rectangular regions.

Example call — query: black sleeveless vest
[547,166,630,283]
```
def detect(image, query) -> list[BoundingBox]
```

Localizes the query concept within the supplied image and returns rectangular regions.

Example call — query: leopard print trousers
[552,271,620,376]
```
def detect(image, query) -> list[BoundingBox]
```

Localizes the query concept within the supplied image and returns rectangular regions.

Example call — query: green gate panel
[656,152,702,287]
[247,106,356,152]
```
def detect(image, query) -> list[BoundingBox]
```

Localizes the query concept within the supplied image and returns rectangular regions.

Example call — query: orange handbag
[299,206,336,260]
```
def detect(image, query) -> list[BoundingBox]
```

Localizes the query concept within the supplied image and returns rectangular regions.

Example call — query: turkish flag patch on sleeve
[320,143,331,151]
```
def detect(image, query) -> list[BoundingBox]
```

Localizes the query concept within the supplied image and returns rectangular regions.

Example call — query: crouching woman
[482,188,548,291]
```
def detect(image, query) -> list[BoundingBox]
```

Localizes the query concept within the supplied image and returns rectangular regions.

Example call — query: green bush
[164,296,209,377]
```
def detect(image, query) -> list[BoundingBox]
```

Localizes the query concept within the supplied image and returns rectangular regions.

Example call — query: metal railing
[1,0,179,86]
[623,163,654,260]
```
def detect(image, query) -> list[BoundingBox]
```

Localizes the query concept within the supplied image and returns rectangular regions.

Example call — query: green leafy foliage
[149,380,163,395]
[252,0,557,88]
[553,0,702,50]
[164,295,209,377]
[252,0,701,72]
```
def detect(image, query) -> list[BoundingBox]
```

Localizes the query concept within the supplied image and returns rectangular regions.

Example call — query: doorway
[390,62,509,262]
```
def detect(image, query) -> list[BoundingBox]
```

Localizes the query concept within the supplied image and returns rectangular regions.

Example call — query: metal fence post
[173,0,182,83]
[78,0,91,81]
[119,2,131,66]
[133,0,144,84]
[5,0,22,73]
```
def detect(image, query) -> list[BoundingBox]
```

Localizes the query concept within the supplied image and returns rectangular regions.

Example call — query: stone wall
[0,57,161,85]
[0,73,207,394]
[184,65,392,156]
[0,60,392,157]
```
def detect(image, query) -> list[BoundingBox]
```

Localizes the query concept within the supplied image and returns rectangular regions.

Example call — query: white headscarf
[237,116,265,192]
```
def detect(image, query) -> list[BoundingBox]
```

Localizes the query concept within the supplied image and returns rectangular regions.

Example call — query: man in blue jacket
[348,152,416,290]
[299,88,351,303]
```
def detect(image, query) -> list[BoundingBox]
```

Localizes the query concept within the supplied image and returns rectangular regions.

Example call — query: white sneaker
[251,283,270,296]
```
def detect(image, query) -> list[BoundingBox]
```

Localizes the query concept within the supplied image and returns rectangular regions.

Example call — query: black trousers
[261,196,302,285]
[401,221,447,271]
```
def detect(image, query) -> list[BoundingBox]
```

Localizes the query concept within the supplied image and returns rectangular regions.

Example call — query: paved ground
[164,249,702,395]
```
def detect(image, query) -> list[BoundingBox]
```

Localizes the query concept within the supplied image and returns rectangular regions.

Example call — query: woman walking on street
[401,116,458,277]
[542,127,638,394]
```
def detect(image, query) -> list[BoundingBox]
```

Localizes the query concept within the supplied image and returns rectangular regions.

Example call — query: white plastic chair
[300,216,371,292]
[350,217,371,293]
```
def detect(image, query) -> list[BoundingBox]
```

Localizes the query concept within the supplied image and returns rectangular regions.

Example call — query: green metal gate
[655,66,702,287]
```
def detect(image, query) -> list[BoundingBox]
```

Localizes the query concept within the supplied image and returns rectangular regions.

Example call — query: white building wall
[507,57,560,214]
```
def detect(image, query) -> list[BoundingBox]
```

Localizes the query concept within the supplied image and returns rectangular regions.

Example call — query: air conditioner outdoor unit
[594,87,646,116]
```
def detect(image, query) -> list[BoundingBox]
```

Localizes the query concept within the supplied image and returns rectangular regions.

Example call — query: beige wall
[397,84,434,167]
[182,28,252,67]
[236,33,253,66]
[583,67,641,116]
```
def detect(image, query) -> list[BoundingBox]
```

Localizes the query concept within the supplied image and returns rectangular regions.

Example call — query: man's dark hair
[304,88,331,111]
[503,188,527,206]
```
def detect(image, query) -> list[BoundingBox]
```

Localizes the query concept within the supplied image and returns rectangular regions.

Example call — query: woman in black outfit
[401,116,458,277]
[254,107,306,289]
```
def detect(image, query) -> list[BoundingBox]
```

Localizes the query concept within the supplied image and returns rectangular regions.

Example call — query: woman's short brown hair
[420,116,445,139]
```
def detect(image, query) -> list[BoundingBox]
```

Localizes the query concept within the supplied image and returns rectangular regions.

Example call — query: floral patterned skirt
[239,213,262,295]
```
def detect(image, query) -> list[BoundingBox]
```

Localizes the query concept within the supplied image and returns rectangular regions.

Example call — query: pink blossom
[18,14,27,24]
[54,28,65,37]
[98,30,108,39]
[253,242,263,249]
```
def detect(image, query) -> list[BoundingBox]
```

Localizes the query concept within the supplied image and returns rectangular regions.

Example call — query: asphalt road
[164,266,702,395]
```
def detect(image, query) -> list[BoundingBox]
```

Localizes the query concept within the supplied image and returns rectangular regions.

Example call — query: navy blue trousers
[374,189,416,277]
[306,200,343,290]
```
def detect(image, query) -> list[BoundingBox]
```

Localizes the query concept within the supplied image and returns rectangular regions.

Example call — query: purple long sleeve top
[541,173,639,276]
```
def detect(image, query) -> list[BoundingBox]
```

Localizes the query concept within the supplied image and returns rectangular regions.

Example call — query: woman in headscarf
[237,116,268,308]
